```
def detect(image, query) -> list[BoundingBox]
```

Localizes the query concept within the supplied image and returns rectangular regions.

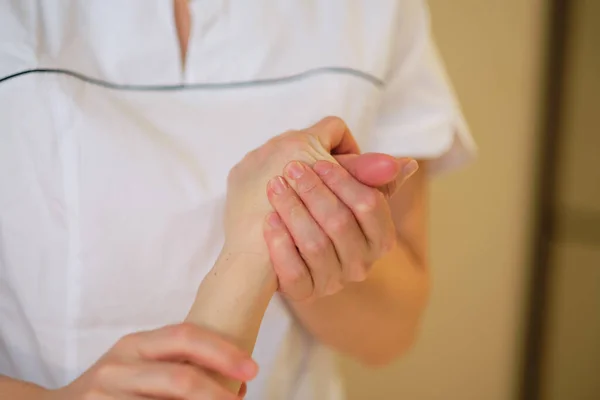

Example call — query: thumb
[334,153,418,196]
[306,116,360,155]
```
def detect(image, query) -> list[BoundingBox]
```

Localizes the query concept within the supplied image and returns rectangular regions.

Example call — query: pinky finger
[264,212,314,302]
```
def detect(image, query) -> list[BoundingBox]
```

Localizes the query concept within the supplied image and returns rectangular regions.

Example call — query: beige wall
[341,1,547,399]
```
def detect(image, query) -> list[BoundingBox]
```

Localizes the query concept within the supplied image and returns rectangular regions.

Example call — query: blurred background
[340,0,599,399]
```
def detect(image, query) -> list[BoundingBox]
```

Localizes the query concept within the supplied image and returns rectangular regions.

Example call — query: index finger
[306,116,360,156]
[127,323,258,381]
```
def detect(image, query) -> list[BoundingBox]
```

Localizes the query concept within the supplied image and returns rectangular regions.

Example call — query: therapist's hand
[47,323,255,400]
[263,153,418,302]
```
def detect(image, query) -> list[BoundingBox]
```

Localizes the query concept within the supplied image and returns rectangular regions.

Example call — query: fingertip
[402,159,419,180]
[237,359,259,380]
[267,176,288,197]
[265,212,284,230]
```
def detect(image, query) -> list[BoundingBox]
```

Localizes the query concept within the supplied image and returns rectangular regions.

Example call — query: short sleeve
[364,1,476,175]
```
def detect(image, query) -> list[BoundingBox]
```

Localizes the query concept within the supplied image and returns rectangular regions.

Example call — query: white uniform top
[0,1,475,399]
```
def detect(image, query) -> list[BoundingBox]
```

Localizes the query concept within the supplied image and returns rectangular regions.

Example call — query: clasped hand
[225,116,418,302]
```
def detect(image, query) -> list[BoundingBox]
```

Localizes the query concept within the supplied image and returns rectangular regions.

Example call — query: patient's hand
[222,117,359,258]
[223,115,412,267]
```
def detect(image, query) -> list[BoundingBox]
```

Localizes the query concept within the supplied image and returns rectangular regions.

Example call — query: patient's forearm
[185,249,277,392]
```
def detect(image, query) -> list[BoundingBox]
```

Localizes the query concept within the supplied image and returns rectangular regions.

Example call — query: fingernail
[266,212,284,229]
[269,176,287,195]
[313,161,334,176]
[285,161,305,180]
[403,160,419,179]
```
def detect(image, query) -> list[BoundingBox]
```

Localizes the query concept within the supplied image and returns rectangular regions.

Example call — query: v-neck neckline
[173,0,191,72]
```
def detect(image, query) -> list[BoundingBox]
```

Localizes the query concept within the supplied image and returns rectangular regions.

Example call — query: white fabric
[0,1,475,399]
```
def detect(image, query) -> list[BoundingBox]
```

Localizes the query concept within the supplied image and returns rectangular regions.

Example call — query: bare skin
[173,0,191,67]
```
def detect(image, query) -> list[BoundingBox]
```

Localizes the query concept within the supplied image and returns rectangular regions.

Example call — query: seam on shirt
[0,67,385,91]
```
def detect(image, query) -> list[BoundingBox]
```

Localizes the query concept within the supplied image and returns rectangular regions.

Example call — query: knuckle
[283,290,312,302]
[266,230,289,247]
[274,128,297,138]
[281,129,299,138]
[92,362,119,386]
[280,270,314,302]
[271,135,315,164]
[290,286,318,304]
[273,130,300,144]
[355,190,383,214]
[324,278,343,296]
[284,266,310,287]
[289,291,313,303]
[255,143,273,159]
[302,236,330,256]
[346,261,369,282]
[114,332,138,351]
[286,137,310,153]
[351,269,368,283]
[169,322,197,343]
[326,212,352,235]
